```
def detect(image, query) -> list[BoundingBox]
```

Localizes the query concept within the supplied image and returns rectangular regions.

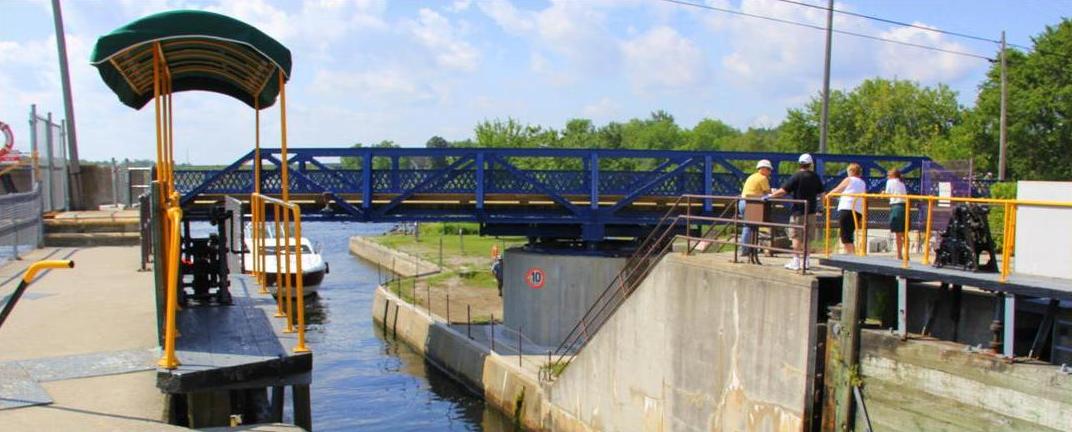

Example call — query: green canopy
[91,10,292,110]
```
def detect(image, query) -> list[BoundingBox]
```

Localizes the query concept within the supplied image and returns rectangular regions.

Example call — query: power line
[773,0,1004,44]
[661,0,994,60]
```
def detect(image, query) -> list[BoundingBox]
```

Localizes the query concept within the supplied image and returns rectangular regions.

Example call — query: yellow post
[152,46,163,187]
[861,198,869,256]
[902,198,911,268]
[282,206,295,333]
[824,195,831,257]
[278,71,289,202]
[273,205,285,318]
[292,206,309,353]
[923,199,934,265]
[158,206,183,369]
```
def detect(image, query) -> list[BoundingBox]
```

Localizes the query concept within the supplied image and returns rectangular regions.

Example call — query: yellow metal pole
[20,260,74,283]
[273,205,285,318]
[857,199,866,257]
[902,198,911,268]
[282,206,294,333]
[158,206,182,369]
[254,100,261,196]
[923,199,934,265]
[164,82,173,198]
[152,46,163,186]
[278,71,289,202]
[292,206,309,353]
[824,195,831,257]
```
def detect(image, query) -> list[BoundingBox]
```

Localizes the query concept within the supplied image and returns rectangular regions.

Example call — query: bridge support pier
[502,245,627,347]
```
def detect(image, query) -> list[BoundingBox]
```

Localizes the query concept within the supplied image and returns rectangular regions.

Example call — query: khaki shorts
[789,213,818,242]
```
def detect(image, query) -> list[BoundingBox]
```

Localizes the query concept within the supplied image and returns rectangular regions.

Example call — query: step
[43,219,141,234]
[44,232,141,247]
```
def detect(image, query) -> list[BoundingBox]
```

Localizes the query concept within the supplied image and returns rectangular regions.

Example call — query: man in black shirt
[769,153,824,270]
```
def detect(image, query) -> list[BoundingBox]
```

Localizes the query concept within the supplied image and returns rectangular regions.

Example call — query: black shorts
[838,210,861,244]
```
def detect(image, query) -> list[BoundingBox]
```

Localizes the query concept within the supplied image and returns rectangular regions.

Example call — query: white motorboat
[243,226,328,296]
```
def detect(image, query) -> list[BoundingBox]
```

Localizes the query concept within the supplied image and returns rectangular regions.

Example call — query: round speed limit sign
[525,267,546,289]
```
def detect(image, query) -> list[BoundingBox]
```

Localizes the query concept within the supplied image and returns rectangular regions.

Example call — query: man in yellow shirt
[739,160,773,256]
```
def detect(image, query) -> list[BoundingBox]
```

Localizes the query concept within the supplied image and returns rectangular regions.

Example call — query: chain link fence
[29,105,69,212]
[0,185,43,265]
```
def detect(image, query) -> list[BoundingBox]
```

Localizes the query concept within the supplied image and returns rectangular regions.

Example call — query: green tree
[684,119,739,150]
[778,78,963,158]
[957,19,1072,180]
[425,135,450,169]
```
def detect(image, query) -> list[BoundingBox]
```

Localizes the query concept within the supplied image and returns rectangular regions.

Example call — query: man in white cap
[769,153,824,270]
[739,159,773,256]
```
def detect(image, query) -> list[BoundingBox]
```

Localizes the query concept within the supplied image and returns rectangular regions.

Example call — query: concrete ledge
[372,287,550,430]
[44,232,140,247]
[349,236,440,277]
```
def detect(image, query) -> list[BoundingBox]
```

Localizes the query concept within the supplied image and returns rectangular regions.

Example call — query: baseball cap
[798,153,814,165]
[756,160,773,170]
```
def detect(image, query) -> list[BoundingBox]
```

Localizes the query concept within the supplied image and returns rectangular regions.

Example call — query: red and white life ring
[0,121,17,162]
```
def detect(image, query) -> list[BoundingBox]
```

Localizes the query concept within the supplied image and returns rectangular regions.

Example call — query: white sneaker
[784,257,801,270]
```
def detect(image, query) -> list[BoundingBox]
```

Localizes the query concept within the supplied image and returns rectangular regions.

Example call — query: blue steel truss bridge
[176,147,931,241]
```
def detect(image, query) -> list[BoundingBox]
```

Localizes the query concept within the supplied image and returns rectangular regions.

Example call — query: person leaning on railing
[884,168,908,259]
[739,159,773,257]
[768,153,824,271]
[828,162,867,254]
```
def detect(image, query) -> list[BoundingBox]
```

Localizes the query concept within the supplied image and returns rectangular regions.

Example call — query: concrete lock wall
[548,253,818,432]
[502,248,626,347]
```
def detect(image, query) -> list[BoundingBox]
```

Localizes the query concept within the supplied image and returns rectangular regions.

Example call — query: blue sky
[1,0,1068,164]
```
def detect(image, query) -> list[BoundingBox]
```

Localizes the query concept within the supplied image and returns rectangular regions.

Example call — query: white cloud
[698,0,979,105]
[582,97,621,120]
[877,24,975,82]
[310,68,434,103]
[621,26,709,91]
[409,8,480,71]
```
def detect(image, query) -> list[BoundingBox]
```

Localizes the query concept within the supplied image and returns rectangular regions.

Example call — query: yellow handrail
[19,260,74,283]
[823,192,1072,282]
[250,192,309,353]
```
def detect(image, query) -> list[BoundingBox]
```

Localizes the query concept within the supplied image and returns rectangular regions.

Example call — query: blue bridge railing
[176,147,930,241]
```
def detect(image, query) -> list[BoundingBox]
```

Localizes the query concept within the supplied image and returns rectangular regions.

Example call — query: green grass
[539,360,569,379]
[371,223,524,295]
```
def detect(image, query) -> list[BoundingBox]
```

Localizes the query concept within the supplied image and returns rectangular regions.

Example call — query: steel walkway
[177,147,931,240]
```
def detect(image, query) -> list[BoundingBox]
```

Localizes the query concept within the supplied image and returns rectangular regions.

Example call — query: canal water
[293,222,520,432]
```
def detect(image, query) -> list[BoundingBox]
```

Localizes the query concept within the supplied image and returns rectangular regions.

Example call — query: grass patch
[540,360,569,379]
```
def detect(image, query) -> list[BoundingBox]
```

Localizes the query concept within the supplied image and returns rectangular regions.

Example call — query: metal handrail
[250,192,309,353]
[547,194,814,375]
[824,192,1072,281]
[0,260,74,332]
[682,194,811,270]
[158,204,183,368]
[548,196,689,367]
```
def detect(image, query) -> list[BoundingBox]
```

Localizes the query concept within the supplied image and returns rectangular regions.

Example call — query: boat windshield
[262,245,313,254]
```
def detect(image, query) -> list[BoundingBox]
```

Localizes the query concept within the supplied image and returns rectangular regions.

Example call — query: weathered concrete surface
[348,236,440,277]
[549,253,818,432]
[0,246,179,430]
[855,330,1072,432]
[502,248,626,347]
[375,250,823,432]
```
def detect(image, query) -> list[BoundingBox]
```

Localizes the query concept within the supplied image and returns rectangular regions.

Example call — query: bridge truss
[177,148,929,241]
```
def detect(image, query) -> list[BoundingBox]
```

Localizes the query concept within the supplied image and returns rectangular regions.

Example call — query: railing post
[685,195,691,256]
[476,151,485,210]
[292,206,309,353]
[467,304,472,339]
[703,156,713,212]
[490,313,495,351]
[923,199,934,265]
[518,324,523,368]
[902,197,911,268]
[861,197,869,256]
[824,195,832,257]
[802,200,809,274]
[273,206,285,318]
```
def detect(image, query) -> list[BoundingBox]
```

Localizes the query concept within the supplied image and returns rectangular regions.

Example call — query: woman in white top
[885,169,908,259]
[829,163,867,254]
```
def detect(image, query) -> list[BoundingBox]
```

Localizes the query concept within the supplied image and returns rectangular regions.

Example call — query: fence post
[490,313,495,351]
[446,294,450,323]
[518,325,523,368]
[467,305,471,339]
[458,227,464,254]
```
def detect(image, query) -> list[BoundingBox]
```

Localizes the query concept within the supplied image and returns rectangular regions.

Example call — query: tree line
[345,19,1071,181]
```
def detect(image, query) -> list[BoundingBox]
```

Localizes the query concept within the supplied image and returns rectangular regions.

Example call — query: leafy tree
[957,19,1072,180]
[425,135,450,169]
[778,78,963,159]
[683,118,739,151]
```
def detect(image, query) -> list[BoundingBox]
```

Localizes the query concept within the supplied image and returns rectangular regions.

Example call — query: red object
[525,267,546,289]
[0,121,17,163]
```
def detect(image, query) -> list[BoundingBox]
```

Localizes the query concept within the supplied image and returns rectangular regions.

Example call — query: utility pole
[819,0,834,154]
[998,31,1008,181]
[51,0,83,209]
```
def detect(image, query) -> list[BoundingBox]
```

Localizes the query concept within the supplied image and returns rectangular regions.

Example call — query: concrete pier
[0,246,184,430]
